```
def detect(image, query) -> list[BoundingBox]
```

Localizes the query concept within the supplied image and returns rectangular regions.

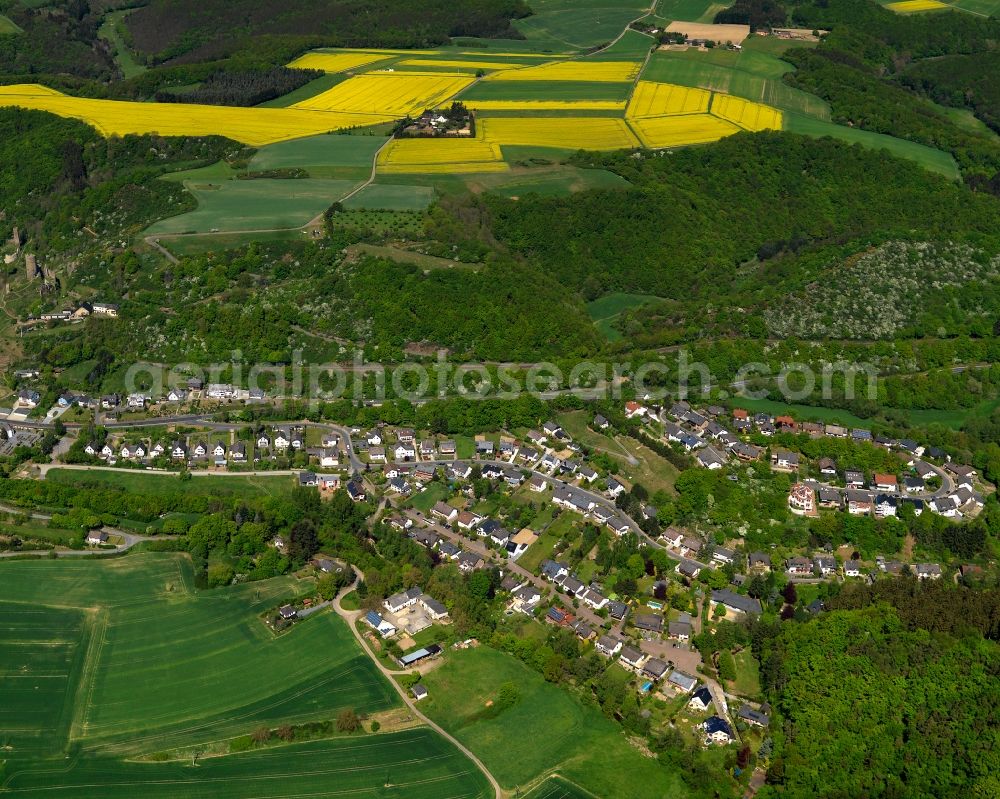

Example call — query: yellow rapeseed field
[627,81,711,118]
[286,52,390,73]
[485,60,641,82]
[710,94,782,132]
[378,137,504,169]
[886,0,948,10]
[479,117,638,150]
[292,72,475,116]
[630,114,741,148]
[0,84,391,146]
[465,100,626,111]
[397,59,518,71]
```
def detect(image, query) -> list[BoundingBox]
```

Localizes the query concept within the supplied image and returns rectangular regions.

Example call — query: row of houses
[401,526,486,572]
[539,559,611,612]
[551,485,633,535]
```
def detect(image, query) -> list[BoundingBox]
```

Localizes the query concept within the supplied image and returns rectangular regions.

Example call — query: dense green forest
[124,0,531,66]
[0,107,234,248]
[154,66,323,106]
[783,0,1000,177]
[477,134,1000,301]
[757,606,1000,798]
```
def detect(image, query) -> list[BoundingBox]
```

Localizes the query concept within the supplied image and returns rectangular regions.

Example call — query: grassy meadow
[45,468,297,499]
[420,647,689,799]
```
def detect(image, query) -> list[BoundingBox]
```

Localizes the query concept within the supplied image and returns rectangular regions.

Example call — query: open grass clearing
[406,482,451,513]
[586,292,664,340]
[730,395,1000,431]
[783,112,959,179]
[0,13,22,33]
[524,776,600,799]
[45,468,296,499]
[728,649,761,697]
[97,10,145,78]
[421,647,689,798]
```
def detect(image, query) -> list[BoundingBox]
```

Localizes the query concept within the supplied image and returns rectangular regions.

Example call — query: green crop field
[0,555,399,755]
[45,468,297,499]
[3,729,492,798]
[949,0,1000,14]
[147,178,357,234]
[157,228,310,256]
[588,28,656,59]
[654,0,728,22]
[420,647,690,799]
[642,51,831,118]
[248,133,388,179]
[525,776,601,799]
[512,0,649,50]
[343,183,435,210]
[783,113,960,179]
[0,602,92,756]
[459,80,634,102]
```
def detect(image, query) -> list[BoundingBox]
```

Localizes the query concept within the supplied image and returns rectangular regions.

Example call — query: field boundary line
[70,606,108,741]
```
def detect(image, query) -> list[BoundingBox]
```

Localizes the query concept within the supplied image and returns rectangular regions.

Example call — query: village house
[703,716,734,744]
[431,501,458,524]
[873,473,898,492]
[711,589,761,616]
[689,686,713,712]
[667,670,697,693]
[596,634,623,656]
[668,620,692,641]
[618,646,646,672]
[696,447,726,469]
[914,562,943,580]
[788,482,815,515]
[737,704,770,728]
[772,450,799,470]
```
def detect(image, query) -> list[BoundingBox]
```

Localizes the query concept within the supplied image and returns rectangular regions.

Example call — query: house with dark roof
[688,686,713,712]
[710,589,761,616]
[703,716,733,744]
[634,613,664,634]
[737,704,770,728]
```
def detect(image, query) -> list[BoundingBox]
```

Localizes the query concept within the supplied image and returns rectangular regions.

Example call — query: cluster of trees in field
[154,67,322,106]
[714,0,786,29]
[124,0,531,67]
[782,0,1000,178]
